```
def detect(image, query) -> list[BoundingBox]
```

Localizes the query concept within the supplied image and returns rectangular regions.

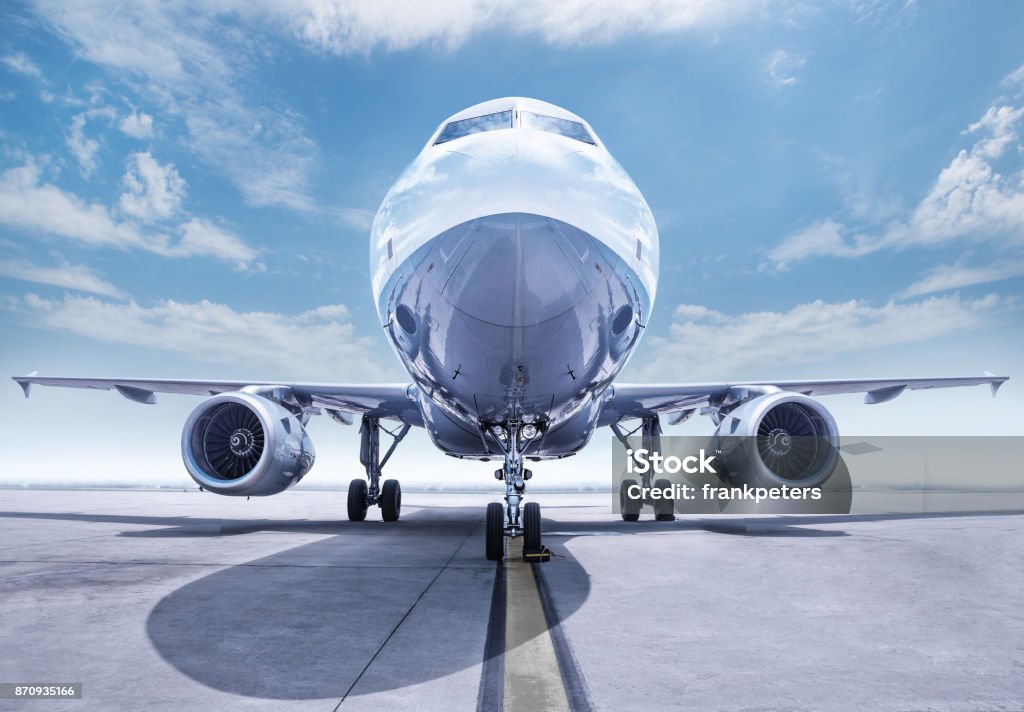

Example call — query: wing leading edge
[12,373,1010,429]
[599,375,1008,424]
[12,375,422,426]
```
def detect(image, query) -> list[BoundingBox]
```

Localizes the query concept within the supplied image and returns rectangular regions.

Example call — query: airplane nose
[420,212,598,327]
[373,124,658,317]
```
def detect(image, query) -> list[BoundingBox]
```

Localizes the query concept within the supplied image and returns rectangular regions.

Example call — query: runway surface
[1,489,1022,711]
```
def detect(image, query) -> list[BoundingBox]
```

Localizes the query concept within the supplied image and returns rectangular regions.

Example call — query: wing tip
[13,371,38,398]
[984,371,1008,398]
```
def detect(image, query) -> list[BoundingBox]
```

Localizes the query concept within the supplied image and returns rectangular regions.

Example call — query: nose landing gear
[483,420,544,561]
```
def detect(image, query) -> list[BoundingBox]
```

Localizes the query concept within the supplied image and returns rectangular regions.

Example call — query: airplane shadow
[138,506,592,699]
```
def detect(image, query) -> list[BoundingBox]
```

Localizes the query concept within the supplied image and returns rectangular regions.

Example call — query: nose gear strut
[484,414,544,561]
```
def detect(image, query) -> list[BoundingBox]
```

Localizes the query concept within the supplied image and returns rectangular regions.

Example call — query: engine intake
[712,392,840,488]
[181,391,315,496]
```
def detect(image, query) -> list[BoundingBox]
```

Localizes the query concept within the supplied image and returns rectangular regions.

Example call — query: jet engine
[711,392,840,488]
[181,391,315,496]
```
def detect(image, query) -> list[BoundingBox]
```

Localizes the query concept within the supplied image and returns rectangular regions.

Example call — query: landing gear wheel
[523,501,541,552]
[347,479,368,521]
[654,477,675,521]
[485,502,505,561]
[620,478,641,521]
[381,479,401,522]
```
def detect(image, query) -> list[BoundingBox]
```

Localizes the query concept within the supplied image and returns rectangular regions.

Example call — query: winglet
[984,371,1006,398]
[14,371,37,398]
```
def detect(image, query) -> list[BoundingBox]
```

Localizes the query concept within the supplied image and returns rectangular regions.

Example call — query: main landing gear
[347,415,410,523]
[484,418,543,561]
[611,413,676,522]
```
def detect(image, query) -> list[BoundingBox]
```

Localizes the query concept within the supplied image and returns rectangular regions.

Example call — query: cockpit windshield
[434,110,513,145]
[520,111,595,145]
[433,107,597,146]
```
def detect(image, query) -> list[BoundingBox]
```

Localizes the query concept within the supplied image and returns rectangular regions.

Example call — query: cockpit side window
[434,110,513,145]
[520,111,595,145]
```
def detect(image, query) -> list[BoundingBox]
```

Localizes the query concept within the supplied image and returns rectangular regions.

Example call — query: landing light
[521,423,539,440]
[491,425,507,441]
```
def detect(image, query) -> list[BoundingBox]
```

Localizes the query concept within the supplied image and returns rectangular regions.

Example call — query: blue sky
[1,1,1022,487]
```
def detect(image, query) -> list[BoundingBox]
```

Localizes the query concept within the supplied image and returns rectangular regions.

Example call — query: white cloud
[119,152,186,222]
[965,105,1024,158]
[763,218,859,269]
[1,52,44,79]
[633,292,1009,381]
[847,0,918,29]
[66,113,101,177]
[184,103,317,211]
[34,0,770,66]
[326,206,376,230]
[0,160,259,269]
[32,1,318,213]
[1002,63,1024,87]
[765,49,805,87]
[898,260,1024,299]
[65,107,117,177]
[767,99,1024,269]
[0,257,127,298]
[11,293,388,381]
[28,0,774,215]
[285,0,767,52]
[0,161,152,250]
[177,218,261,270]
[905,106,1024,246]
[118,110,154,139]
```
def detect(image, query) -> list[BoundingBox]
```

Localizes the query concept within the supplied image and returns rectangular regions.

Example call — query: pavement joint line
[0,559,453,570]
[332,520,480,710]
[532,563,592,711]
[503,538,571,712]
[477,557,506,711]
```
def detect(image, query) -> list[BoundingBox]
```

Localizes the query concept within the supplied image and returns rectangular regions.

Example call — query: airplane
[13,97,1008,561]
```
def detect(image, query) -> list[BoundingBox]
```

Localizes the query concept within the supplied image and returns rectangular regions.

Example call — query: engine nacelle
[711,392,840,488]
[181,391,315,496]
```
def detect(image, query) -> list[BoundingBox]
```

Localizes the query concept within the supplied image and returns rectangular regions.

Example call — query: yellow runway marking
[503,538,571,712]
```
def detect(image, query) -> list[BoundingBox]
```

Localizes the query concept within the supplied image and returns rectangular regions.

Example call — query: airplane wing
[599,375,1008,424]
[12,375,422,425]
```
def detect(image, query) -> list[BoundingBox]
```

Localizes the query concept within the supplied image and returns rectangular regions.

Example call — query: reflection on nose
[420,213,598,327]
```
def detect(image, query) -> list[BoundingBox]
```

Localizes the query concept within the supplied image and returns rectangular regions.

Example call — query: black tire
[654,478,675,521]
[347,479,368,522]
[620,478,641,521]
[485,502,505,561]
[381,479,401,522]
[523,501,541,552]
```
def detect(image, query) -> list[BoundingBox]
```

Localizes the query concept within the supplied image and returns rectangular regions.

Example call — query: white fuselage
[370,98,659,459]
